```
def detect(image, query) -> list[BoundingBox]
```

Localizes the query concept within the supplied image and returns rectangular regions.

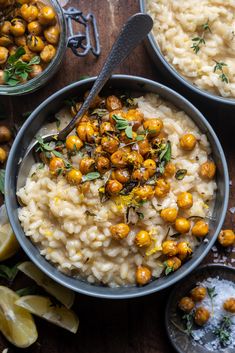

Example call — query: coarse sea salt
[191,277,235,351]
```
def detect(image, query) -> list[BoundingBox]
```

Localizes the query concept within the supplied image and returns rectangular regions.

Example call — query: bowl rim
[165,264,235,353]
[139,0,235,106]
[5,74,229,299]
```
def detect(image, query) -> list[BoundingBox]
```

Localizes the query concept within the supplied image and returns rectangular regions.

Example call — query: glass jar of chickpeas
[0,0,100,95]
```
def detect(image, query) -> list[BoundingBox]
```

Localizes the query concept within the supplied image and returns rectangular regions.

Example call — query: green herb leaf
[16,285,37,296]
[202,21,211,33]
[82,172,101,182]
[0,263,19,282]
[213,316,232,347]
[0,169,5,195]
[91,109,108,118]
[191,36,206,54]
[125,125,133,139]
[8,47,26,64]
[175,169,187,180]
[112,114,129,130]
[182,310,195,336]
[164,261,174,276]
[207,286,217,299]
[158,141,171,173]
[136,135,144,141]
[136,211,144,220]
[213,61,229,83]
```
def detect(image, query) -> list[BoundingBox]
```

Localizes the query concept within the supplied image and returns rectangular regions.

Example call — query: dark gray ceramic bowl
[139,0,235,107]
[5,75,229,299]
[165,264,235,353]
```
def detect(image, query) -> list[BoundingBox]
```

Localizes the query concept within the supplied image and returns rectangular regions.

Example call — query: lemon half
[18,261,75,309]
[0,286,38,348]
[0,223,19,261]
[15,295,79,333]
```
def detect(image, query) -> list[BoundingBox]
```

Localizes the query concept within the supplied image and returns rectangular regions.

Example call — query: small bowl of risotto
[5,75,229,298]
[141,0,235,106]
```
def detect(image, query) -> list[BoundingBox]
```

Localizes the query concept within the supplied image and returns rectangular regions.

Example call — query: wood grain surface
[0,1,234,352]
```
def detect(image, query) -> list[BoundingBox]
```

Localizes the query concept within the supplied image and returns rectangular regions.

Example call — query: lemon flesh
[0,223,19,261]
[0,286,38,348]
[18,261,75,309]
[15,295,79,334]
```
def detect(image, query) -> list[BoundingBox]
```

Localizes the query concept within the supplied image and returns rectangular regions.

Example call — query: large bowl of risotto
[140,0,235,106]
[5,75,229,298]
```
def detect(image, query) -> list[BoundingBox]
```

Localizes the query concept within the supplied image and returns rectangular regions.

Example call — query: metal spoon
[16,13,153,192]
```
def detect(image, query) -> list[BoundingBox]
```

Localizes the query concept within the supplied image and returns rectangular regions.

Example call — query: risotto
[17,93,217,288]
[147,0,235,98]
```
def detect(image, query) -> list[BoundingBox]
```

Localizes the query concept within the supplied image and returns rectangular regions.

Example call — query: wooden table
[0,1,234,352]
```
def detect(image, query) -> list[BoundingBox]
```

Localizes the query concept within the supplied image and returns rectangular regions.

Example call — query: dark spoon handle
[58,12,153,140]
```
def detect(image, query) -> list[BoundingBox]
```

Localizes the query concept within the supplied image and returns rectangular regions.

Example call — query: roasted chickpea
[110,223,130,240]
[10,18,26,37]
[177,241,192,260]
[165,257,181,272]
[0,70,5,84]
[66,135,83,152]
[199,161,216,180]
[190,286,207,302]
[143,159,156,177]
[76,122,95,143]
[111,168,130,183]
[155,178,170,198]
[180,133,197,151]
[38,6,56,25]
[109,109,126,124]
[21,45,34,62]
[132,168,149,182]
[134,185,154,201]
[162,240,178,256]
[177,192,193,209]
[136,266,152,285]
[194,307,210,326]
[192,220,209,237]
[99,121,115,135]
[101,136,119,154]
[27,35,44,52]
[223,298,235,313]
[14,35,26,46]
[96,156,110,174]
[79,157,95,175]
[0,46,8,64]
[8,45,17,55]
[0,126,11,142]
[160,208,178,223]
[40,44,56,63]
[0,21,11,35]
[44,25,59,45]
[175,217,191,234]
[137,138,150,156]
[119,130,137,144]
[17,0,30,4]
[106,95,122,112]
[110,149,128,168]
[21,4,38,22]
[28,21,42,35]
[49,157,64,175]
[178,297,195,313]
[127,151,143,167]
[218,229,235,247]
[0,147,7,163]
[135,230,151,247]
[125,109,144,131]
[143,118,163,137]
[66,169,82,185]
[106,179,123,195]
[29,64,42,78]
[0,34,12,47]
[163,162,176,178]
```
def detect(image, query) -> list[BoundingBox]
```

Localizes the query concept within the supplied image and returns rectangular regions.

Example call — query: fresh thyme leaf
[136,135,144,141]
[164,261,174,276]
[182,310,195,336]
[214,316,232,347]
[207,286,217,299]
[202,20,211,33]
[125,125,133,139]
[0,263,19,282]
[82,172,100,182]
[0,169,5,195]
[213,61,229,83]
[175,169,187,180]
[191,37,206,54]
[158,141,171,173]
[8,46,25,64]
[112,114,129,130]
[35,137,54,152]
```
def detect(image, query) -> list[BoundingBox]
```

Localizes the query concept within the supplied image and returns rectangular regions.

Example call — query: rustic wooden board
[0,1,234,352]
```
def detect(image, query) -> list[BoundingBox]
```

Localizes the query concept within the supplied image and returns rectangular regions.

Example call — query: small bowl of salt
[165,264,235,353]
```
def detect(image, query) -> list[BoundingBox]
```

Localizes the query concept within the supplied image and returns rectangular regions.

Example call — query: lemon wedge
[0,286,38,348]
[18,261,75,309]
[15,295,79,333]
[0,223,19,261]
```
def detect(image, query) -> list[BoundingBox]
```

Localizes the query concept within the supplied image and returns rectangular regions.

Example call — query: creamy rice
[147,0,235,98]
[17,94,217,287]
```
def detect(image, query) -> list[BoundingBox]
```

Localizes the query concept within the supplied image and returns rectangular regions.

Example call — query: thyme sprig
[112,114,133,139]
[191,21,211,54]
[213,61,229,83]
[182,310,195,336]
[207,286,217,316]
[214,316,232,347]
